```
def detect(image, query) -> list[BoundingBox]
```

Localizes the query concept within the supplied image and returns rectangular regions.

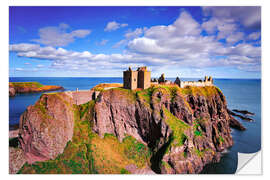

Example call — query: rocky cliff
[13,84,244,174]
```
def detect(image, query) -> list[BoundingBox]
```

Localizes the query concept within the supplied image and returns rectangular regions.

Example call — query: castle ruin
[123,66,213,90]
[123,66,151,90]
[174,76,213,88]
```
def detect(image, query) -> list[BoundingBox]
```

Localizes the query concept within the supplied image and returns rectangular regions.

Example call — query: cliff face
[19,92,75,163]
[93,86,234,173]
[16,85,243,174]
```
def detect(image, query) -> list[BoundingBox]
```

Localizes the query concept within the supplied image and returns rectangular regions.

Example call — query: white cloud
[112,39,127,48]
[202,17,238,40]
[248,32,261,40]
[37,64,45,68]
[32,23,91,46]
[15,68,24,71]
[121,23,128,28]
[104,21,128,32]
[226,32,244,44]
[124,28,143,39]
[10,9,261,73]
[99,39,108,46]
[113,28,144,48]
[10,43,40,52]
[144,11,201,39]
[202,7,261,30]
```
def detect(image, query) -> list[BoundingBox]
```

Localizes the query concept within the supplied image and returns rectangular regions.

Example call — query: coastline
[8,78,262,174]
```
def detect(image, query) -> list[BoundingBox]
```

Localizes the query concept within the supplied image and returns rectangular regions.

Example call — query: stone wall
[64,90,100,105]
[179,81,213,88]
[123,67,151,90]
[123,71,138,90]
[138,71,151,89]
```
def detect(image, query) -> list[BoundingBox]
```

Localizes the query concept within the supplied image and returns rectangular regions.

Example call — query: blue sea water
[9,77,261,174]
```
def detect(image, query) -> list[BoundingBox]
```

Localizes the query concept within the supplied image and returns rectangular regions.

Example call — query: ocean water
[9,77,261,174]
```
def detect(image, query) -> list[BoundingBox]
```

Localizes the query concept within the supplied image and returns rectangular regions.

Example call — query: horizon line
[9,76,262,80]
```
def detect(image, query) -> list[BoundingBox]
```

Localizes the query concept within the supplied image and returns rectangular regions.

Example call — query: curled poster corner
[236,151,262,174]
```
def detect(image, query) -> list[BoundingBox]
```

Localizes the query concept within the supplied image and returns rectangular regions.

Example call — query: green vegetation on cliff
[9,82,63,95]
[17,84,225,174]
[10,82,44,88]
[179,85,222,98]
[163,108,189,147]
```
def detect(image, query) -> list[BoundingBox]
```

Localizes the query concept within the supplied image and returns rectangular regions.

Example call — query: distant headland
[9,82,64,97]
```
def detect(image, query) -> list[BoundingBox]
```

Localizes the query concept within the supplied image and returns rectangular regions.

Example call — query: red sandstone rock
[93,87,237,174]
[16,85,245,174]
[18,92,75,163]
[9,87,16,97]
[9,147,27,174]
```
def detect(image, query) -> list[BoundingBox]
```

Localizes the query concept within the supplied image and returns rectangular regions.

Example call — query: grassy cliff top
[91,83,222,99]
[92,83,123,91]
[10,82,44,88]
[9,82,63,93]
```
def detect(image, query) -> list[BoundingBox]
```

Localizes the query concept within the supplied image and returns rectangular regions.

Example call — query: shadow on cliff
[9,137,20,148]
[150,135,173,174]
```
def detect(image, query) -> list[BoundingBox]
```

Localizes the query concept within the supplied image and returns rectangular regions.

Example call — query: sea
[9,77,261,174]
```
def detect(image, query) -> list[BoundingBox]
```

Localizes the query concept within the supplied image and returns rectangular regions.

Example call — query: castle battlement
[123,66,151,90]
[123,66,213,90]
[175,76,214,88]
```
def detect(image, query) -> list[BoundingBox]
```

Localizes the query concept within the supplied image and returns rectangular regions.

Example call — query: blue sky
[9,6,261,78]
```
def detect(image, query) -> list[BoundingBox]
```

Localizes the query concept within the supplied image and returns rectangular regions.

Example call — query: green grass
[79,101,95,119]
[195,149,204,158]
[179,86,220,98]
[219,136,225,143]
[193,118,203,137]
[121,135,151,167]
[10,82,44,88]
[120,168,130,174]
[163,108,189,147]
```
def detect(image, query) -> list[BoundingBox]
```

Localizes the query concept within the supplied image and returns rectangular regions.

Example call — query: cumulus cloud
[113,28,145,48]
[10,43,40,52]
[15,68,24,71]
[248,32,261,40]
[226,32,244,44]
[10,8,261,74]
[202,7,261,45]
[113,39,127,48]
[32,23,91,46]
[125,28,143,39]
[145,11,201,39]
[99,39,109,46]
[202,7,261,30]
[37,64,45,68]
[104,21,128,32]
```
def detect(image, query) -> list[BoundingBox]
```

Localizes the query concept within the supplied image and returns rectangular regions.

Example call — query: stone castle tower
[123,66,151,90]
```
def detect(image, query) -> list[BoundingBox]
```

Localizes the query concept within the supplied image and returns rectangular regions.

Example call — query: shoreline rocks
[228,109,254,122]
[232,109,255,116]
